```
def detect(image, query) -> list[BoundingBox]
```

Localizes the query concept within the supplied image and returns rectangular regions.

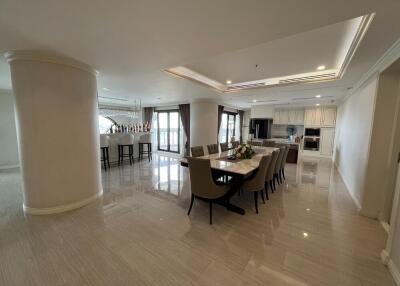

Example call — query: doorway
[157,110,180,153]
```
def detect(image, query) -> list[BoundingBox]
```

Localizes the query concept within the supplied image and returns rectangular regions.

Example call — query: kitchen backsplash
[271,124,304,138]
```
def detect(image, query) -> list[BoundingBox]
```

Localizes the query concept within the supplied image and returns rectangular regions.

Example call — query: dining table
[180,146,278,215]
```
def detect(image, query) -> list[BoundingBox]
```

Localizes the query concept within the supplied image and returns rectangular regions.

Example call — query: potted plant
[233,143,255,159]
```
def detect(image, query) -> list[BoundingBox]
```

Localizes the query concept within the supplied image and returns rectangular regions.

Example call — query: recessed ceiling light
[306,208,310,212]
[303,232,309,238]
[317,65,326,71]
[226,80,232,84]
[315,95,321,98]
[102,87,110,91]
[252,99,257,103]
[316,103,320,106]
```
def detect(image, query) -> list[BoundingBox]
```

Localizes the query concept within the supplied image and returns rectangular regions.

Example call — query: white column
[190,99,218,148]
[5,51,102,215]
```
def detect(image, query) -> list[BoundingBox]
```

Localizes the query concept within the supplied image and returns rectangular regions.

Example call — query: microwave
[305,128,320,137]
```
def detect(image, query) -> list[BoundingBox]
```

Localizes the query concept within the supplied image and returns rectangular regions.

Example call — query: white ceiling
[0,0,400,108]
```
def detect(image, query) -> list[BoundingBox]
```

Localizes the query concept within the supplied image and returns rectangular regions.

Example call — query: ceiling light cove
[165,13,374,93]
[316,103,320,106]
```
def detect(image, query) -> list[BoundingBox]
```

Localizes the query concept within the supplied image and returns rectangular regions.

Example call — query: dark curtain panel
[143,107,154,124]
[238,109,244,143]
[217,105,224,142]
[179,104,190,157]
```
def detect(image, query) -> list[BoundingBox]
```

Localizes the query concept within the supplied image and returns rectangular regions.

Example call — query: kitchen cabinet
[274,108,304,125]
[322,107,336,126]
[304,107,336,127]
[320,128,335,156]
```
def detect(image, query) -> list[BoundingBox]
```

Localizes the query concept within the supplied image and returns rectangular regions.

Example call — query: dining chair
[187,157,231,224]
[232,141,240,148]
[220,142,229,152]
[273,146,286,187]
[262,140,275,147]
[250,141,262,147]
[279,145,290,182]
[207,143,219,154]
[265,149,279,196]
[241,155,272,214]
[191,146,204,157]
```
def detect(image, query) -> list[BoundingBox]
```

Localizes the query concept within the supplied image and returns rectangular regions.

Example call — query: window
[157,110,180,153]
[98,115,114,134]
[219,111,237,144]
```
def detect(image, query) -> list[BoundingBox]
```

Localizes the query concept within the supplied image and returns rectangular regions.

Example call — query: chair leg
[254,192,259,214]
[273,175,277,190]
[270,180,274,193]
[148,143,151,162]
[265,182,269,200]
[187,194,194,215]
[282,168,286,180]
[102,148,107,171]
[118,145,121,166]
[209,201,213,225]
[260,189,265,204]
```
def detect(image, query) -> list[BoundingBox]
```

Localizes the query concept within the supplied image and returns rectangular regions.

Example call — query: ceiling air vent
[278,73,337,85]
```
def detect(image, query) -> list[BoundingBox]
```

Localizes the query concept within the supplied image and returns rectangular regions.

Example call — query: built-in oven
[305,128,321,137]
[303,137,320,151]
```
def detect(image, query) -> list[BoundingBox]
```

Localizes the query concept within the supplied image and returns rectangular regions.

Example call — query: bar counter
[101,132,151,164]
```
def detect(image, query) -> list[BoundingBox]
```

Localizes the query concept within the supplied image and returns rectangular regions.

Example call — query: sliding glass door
[157,110,180,153]
[220,112,237,144]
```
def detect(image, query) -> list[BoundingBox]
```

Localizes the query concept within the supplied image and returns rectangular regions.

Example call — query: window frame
[220,111,237,144]
[157,109,181,154]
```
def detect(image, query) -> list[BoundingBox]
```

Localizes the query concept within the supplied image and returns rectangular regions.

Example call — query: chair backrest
[100,134,110,148]
[262,140,275,147]
[191,146,204,157]
[188,157,229,199]
[119,133,135,145]
[281,145,290,168]
[232,141,240,148]
[265,149,279,182]
[220,142,229,152]
[242,155,271,192]
[207,144,219,155]
[250,141,262,147]
[274,146,286,173]
[139,133,151,143]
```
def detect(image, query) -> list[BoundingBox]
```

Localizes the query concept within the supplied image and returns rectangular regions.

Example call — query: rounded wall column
[190,99,218,148]
[5,51,102,215]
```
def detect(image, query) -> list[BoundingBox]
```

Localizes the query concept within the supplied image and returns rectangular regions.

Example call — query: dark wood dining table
[180,146,278,215]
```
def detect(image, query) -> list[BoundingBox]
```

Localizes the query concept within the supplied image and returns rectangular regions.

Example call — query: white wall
[333,76,378,211]
[190,100,218,151]
[0,91,19,168]
[250,104,275,118]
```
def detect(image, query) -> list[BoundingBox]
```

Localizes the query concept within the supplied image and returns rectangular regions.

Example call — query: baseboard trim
[0,164,19,170]
[334,162,362,211]
[381,249,390,265]
[388,259,400,286]
[380,220,390,233]
[23,190,103,215]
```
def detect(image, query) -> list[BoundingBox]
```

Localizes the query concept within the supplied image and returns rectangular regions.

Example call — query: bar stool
[118,134,135,166]
[139,133,152,161]
[100,135,110,170]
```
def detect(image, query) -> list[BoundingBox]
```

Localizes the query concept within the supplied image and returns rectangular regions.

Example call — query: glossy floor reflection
[0,155,395,285]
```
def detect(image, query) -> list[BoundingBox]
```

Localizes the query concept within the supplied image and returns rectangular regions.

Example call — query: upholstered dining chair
[191,146,204,157]
[220,142,229,152]
[207,144,219,155]
[262,140,275,147]
[265,149,279,197]
[187,157,231,224]
[241,155,272,214]
[273,146,286,187]
[279,145,290,182]
[250,141,262,147]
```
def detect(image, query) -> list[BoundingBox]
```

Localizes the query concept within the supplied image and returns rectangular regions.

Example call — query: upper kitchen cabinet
[274,108,304,125]
[274,109,289,124]
[304,108,317,126]
[321,107,337,126]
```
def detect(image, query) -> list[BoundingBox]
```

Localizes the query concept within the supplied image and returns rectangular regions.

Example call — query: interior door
[320,128,335,156]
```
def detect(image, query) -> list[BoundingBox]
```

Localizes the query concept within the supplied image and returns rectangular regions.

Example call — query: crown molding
[4,50,98,76]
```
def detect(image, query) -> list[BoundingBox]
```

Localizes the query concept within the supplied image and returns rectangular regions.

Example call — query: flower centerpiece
[233,143,255,159]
